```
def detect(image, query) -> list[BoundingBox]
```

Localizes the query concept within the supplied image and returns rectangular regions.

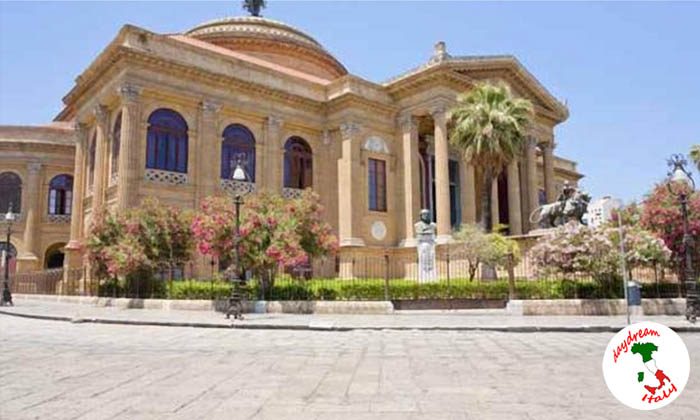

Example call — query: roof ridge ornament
[242,0,266,17]
[429,41,451,65]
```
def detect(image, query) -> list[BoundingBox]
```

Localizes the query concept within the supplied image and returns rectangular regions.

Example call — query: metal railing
[5,249,688,302]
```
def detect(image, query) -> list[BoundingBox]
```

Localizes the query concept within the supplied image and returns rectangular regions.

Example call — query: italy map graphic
[631,342,673,399]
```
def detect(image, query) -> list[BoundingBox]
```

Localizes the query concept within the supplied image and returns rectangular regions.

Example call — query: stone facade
[0,16,582,275]
[0,125,75,272]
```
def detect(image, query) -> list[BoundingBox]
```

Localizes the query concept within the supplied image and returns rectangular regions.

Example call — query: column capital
[27,161,42,174]
[322,129,331,145]
[93,105,109,127]
[430,104,448,121]
[200,99,222,116]
[397,113,417,132]
[339,121,361,140]
[73,122,89,143]
[117,83,141,103]
[266,115,284,131]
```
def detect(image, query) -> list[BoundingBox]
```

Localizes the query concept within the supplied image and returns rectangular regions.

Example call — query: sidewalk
[1,297,698,332]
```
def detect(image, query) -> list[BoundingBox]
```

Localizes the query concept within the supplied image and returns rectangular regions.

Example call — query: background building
[0,14,583,275]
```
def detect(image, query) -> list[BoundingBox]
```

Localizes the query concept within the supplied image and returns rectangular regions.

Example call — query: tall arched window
[284,137,313,189]
[146,108,188,173]
[221,124,256,181]
[48,175,73,215]
[87,132,96,190]
[0,172,21,213]
[111,112,122,178]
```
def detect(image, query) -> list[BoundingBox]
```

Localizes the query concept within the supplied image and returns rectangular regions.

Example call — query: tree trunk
[480,168,493,232]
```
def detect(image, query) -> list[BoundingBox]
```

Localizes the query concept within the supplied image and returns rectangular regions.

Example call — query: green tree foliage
[449,82,533,231]
[451,224,521,280]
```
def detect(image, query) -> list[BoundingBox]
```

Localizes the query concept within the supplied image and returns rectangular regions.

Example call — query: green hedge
[97,277,679,301]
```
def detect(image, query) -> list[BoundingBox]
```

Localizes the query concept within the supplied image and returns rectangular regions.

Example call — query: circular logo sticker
[602,321,689,410]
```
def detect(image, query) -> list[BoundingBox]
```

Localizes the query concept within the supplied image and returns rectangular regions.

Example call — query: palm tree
[450,82,534,231]
[690,144,700,171]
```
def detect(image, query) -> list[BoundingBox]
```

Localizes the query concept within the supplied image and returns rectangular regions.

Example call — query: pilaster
[197,99,221,203]
[265,115,284,192]
[92,105,109,209]
[19,162,42,270]
[116,84,142,210]
[338,121,365,247]
[65,123,88,269]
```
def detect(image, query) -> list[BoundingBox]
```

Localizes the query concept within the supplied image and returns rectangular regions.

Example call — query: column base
[339,237,366,247]
[16,254,39,273]
[398,238,418,248]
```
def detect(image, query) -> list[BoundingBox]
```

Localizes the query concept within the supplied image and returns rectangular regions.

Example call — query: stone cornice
[386,57,568,123]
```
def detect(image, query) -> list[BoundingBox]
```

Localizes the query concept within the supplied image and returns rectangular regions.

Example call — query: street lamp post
[226,157,249,320]
[666,154,698,323]
[2,203,16,306]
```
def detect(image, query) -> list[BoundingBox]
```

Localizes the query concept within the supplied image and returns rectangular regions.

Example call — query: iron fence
[5,248,687,302]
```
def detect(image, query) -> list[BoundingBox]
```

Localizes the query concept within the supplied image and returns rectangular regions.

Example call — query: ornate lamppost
[2,203,16,306]
[667,154,698,323]
[226,157,249,320]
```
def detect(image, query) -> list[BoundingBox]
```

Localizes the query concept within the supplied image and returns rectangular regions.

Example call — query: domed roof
[185,16,347,80]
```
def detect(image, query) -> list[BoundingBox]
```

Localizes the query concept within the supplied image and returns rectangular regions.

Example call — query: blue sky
[1,1,698,203]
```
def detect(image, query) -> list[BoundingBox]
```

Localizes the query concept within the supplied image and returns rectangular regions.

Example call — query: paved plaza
[1,316,698,420]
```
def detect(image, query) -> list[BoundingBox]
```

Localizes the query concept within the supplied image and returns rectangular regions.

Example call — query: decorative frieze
[47,214,71,224]
[282,187,305,199]
[145,169,188,186]
[220,179,256,196]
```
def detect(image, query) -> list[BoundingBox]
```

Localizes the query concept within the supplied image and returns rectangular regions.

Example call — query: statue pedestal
[417,239,437,283]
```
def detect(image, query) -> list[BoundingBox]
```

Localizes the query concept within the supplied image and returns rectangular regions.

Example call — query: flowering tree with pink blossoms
[530,222,671,283]
[192,190,338,289]
[86,198,194,293]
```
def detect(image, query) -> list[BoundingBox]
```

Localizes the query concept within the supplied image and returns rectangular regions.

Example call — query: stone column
[116,84,142,210]
[338,121,364,247]
[543,141,556,203]
[432,106,451,242]
[506,159,522,235]
[399,114,420,247]
[65,124,88,269]
[92,105,109,210]
[460,161,477,225]
[265,116,284,192]
[197,100,221,203]
[17,162,42,271]
[525,137,538,225]
[490,177,500,227]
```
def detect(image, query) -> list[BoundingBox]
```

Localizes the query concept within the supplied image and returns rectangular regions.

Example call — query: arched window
[221,124,256,181]
[146,108,188,173]
[111,112,122,178]
[88,131,96,190]
[283,137,312,189]
[48,175,73,215]
[0,172,22,213]
[44,243,66,269]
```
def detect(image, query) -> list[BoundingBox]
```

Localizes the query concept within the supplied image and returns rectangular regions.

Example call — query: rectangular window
[368,158,387,212]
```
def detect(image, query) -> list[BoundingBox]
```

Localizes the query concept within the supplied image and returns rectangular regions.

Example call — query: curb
[2,309,698,333]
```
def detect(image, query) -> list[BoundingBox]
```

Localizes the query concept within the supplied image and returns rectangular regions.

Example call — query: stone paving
[1,316,698,420]
[2,299,699,332]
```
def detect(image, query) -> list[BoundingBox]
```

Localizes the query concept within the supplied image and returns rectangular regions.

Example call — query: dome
[185,16,347,81]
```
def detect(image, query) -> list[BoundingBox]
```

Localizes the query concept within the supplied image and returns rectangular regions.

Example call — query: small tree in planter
[451,224,520,282]
[192,190,338,294]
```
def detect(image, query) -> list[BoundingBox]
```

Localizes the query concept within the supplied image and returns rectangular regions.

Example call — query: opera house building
[0,15,582,276]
